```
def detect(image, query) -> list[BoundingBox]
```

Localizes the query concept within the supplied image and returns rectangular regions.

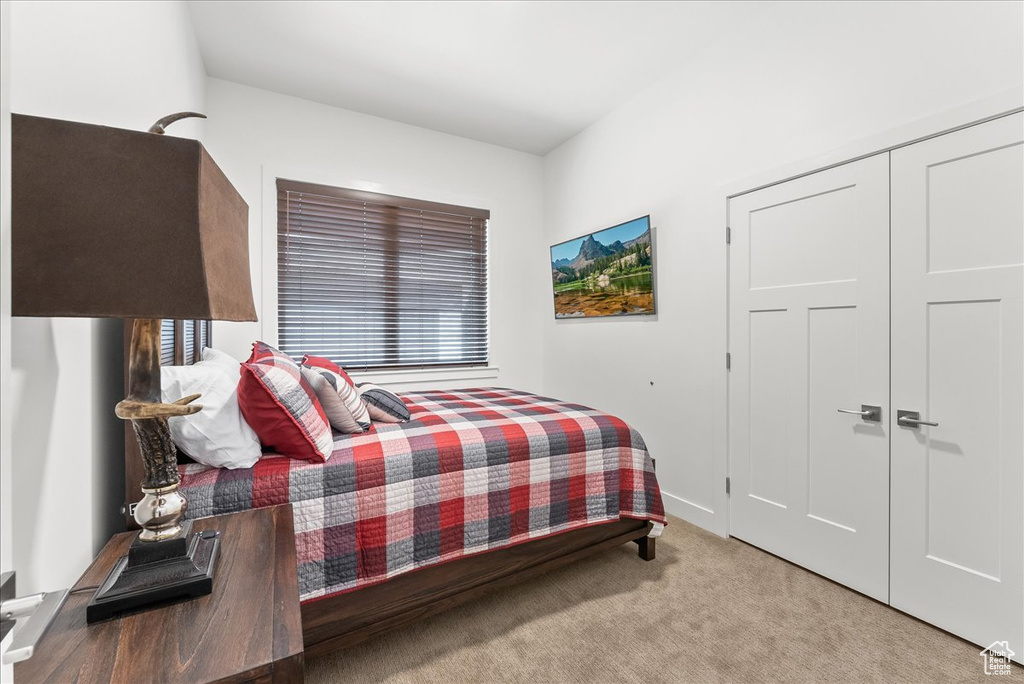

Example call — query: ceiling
[187,1,766,155]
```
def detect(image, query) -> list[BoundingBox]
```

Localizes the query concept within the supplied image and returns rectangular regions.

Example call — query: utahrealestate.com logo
[981,642,1016,676]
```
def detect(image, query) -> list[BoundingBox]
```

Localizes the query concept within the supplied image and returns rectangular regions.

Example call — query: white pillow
[201,347,241,378]
[161,355,261,469]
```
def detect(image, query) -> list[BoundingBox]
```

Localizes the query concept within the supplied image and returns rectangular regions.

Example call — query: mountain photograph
[549,216,655,318]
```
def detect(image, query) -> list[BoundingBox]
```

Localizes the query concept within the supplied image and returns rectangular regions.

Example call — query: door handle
[897,410,938,428]
[837,404,881,422]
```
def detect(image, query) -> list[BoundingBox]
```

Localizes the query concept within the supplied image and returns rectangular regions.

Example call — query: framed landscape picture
[550,215,656,319]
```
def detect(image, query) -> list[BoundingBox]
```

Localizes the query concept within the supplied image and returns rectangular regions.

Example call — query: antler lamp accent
[11,113,257,621]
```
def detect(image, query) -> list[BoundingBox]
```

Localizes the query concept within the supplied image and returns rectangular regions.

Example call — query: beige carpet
[306,516,1019,683]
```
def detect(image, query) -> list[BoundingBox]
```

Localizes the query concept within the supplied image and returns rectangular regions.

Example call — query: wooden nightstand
[16,505,304,683]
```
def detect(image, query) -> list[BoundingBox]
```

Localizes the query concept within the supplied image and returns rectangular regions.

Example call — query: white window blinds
[277,179,489,371]
[159,319,212,366]
[160,319,176,366]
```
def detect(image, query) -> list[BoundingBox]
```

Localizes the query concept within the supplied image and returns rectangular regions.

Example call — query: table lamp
[11,112,258,621]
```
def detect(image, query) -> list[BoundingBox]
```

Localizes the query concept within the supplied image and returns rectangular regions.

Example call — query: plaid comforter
[177,387,666,602]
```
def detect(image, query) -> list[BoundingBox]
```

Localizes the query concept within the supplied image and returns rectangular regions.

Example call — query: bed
[121,325,666,657]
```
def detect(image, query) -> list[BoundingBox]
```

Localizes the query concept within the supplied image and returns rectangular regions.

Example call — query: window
[277,179,489,372]
[159,319,212,366]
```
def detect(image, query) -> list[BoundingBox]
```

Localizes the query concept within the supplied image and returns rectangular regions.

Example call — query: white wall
[202,79,547,394]
[8,0,207,594]
[1,0,14,678]
[1,0,12,568]
[541,0,1024,534]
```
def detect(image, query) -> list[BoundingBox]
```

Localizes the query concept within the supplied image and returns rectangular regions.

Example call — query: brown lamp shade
[11,114,257,321]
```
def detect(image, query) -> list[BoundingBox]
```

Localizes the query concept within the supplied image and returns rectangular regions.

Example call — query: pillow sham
[301,354,353,382]
[357,383,411,423]
[237,342,334,462]
[161,359,261,469]
[301,355,371,429]
[201,347,241,378]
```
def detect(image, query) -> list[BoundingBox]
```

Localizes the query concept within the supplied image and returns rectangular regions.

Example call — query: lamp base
[86,521,220,623]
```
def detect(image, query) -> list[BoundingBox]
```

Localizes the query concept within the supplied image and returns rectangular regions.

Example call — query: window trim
[262,165,497,383]
[276,179,490,220]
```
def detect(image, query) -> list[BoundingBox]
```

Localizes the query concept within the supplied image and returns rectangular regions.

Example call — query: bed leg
[634,535,655,561]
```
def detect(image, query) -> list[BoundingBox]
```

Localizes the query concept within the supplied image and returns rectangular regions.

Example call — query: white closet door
[729,153,890,601]
[890,112,1024,659]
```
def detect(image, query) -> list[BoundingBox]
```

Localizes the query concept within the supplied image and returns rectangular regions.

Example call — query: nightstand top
[16,505,303,684]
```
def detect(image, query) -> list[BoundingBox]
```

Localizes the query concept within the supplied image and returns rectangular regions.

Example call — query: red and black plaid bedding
[177,387,666,602]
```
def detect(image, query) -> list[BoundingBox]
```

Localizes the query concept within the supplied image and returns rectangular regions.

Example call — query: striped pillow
[301,355,371,429]
[300,366,367,434]
[237,342,333,462]
[356,383,411,423]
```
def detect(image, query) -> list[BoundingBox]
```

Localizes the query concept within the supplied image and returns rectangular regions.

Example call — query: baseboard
[661,490,722,537]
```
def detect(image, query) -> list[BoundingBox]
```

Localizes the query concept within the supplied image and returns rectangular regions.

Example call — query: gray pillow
[356,383,411,422]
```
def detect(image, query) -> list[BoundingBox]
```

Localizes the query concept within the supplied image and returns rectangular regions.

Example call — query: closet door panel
[729,153,890,601]
[890,112,1024,660]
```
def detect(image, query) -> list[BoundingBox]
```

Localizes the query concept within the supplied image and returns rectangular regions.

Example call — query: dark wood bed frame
[121,321,656,657]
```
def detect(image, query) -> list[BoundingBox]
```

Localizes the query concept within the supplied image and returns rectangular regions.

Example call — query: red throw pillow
[301,354,356,386]
[237,342,334,462]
